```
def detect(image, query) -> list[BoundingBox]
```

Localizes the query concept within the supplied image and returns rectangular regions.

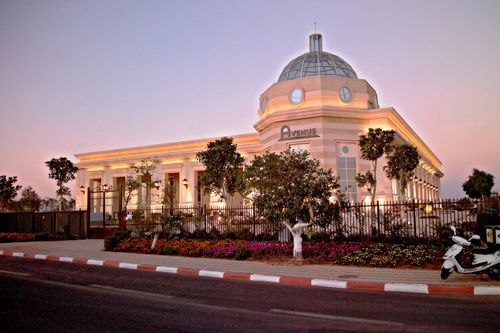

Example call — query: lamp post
[101,184,112,228]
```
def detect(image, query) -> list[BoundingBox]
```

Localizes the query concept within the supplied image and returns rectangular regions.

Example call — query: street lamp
[100,184,112,227]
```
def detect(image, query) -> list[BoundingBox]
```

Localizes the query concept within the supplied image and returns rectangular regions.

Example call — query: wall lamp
[182,178,188,189]
[80,186,85,194]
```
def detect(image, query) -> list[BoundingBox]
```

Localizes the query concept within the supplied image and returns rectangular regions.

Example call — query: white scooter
[441,226,500,280]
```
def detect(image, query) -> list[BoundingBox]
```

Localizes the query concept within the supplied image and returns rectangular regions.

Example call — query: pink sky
[1,0,499,199]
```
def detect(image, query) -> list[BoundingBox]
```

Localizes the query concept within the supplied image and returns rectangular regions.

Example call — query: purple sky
[1,0,499,199]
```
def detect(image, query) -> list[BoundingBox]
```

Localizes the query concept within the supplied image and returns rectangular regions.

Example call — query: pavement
[1,239,500,296]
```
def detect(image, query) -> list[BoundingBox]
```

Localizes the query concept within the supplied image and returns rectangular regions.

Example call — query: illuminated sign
[279,125,319,141]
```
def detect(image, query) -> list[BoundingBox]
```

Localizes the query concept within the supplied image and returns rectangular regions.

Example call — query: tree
[462,169,495,200]
[245,150,342,260]
[115,176,142,230]
[122,176,142,210]
[195,137,245,206]
[0,175,22,212]
[17,186,42,211]
[131,157,161,213]
[384,144,420,196]
[45,157,78,211]
[356,128,395,202]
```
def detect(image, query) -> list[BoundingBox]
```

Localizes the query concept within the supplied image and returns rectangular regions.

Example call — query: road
[0,256,499,332]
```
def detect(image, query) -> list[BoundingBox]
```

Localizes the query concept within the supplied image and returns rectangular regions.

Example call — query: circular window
[261,98,268,113]
[342,146,349,154]
[339,87,352,103]
[290,88,304,105]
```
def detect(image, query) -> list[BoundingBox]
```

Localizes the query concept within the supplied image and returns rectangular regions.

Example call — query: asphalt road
[0,256,499,333]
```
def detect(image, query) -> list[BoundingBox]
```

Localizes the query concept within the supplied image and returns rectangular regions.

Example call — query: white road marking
[270,309,404,326]
[199,270,224,278]
[59,257,74,263]
[474,286,500,296]
[250,274,280,283]
[0,269,31,277]
[311,278,347,289]
[384,283,429,294]
[89,284,174,300]
[156,266,178,273]
[118,262,138,269]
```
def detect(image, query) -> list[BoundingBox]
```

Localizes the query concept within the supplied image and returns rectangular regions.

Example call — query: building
[75,33,443,212]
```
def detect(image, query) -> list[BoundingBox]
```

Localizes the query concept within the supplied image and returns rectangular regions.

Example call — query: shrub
[34,232,49,241]
[189,229,209,240]
[161,244,178,255]
[104,230,130,251]
[337,243,439,267]
[208,227,221,240]
[235,247,248,260]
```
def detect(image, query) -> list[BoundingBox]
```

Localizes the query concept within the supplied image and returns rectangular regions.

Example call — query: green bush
[234,247,248,260]
[337,243,438,267]
[104,230,130,251]
[34,232,49,241]
[161,245,178,255]
[104,237,117,251]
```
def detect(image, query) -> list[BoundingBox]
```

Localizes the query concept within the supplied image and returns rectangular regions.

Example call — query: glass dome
[278,34,357,82]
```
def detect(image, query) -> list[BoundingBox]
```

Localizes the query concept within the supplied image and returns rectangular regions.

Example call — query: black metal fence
[0,210,88,238]
[1,199,498,242]
[119,198,499,242]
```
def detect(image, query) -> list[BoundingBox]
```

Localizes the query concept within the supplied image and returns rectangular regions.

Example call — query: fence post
[79,209,83,237]
[412,199,417,238]
[376,201,380,236]
[86,187,91,238]
[204,204,207,233]
[32,212,36,233]
[253,203,256,239]
[53,210,57,234]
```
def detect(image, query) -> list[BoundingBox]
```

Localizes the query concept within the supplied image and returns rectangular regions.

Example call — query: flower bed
[0,232,71,243]
[112,237,440,268]
[0,232,35,242]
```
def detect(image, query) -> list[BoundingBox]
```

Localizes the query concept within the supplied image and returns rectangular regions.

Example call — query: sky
[1,0,500,199]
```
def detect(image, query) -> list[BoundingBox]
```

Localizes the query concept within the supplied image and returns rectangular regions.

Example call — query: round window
[339,86,352,103]
[290,88,304,105]
[342,146,349,154]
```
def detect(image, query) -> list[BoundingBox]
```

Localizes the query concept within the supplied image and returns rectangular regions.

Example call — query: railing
[1,199,497,242]
[119,199,497,242]
[0,210,88,237]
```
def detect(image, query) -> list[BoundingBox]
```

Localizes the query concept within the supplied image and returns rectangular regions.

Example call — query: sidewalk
[1,240,499,296]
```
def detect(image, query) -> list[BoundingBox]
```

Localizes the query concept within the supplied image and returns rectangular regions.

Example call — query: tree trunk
[292,230,303,260]
[284,222,310,261]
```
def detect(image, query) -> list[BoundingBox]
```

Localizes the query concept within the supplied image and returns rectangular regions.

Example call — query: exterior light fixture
[80,186,85,194]
[419,179,423,185]
[182,178,188,188]
[102,183,110,192]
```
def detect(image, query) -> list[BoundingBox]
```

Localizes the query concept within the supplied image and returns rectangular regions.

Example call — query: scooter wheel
[487,268,500,280]
[441,268,451,280]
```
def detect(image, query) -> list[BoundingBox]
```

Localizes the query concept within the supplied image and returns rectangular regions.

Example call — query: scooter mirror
[450,226,456,234]
[470,235,480,241]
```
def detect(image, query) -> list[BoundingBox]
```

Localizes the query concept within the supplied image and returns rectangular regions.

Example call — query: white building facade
[75,34,443,212]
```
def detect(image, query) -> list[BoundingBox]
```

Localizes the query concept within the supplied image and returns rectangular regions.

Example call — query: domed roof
[278,34,357,82]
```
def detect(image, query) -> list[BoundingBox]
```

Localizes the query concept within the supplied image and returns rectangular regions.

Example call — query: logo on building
[279,125,319,141]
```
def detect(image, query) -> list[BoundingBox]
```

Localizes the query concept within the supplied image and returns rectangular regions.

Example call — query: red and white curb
[2,250,500,296]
